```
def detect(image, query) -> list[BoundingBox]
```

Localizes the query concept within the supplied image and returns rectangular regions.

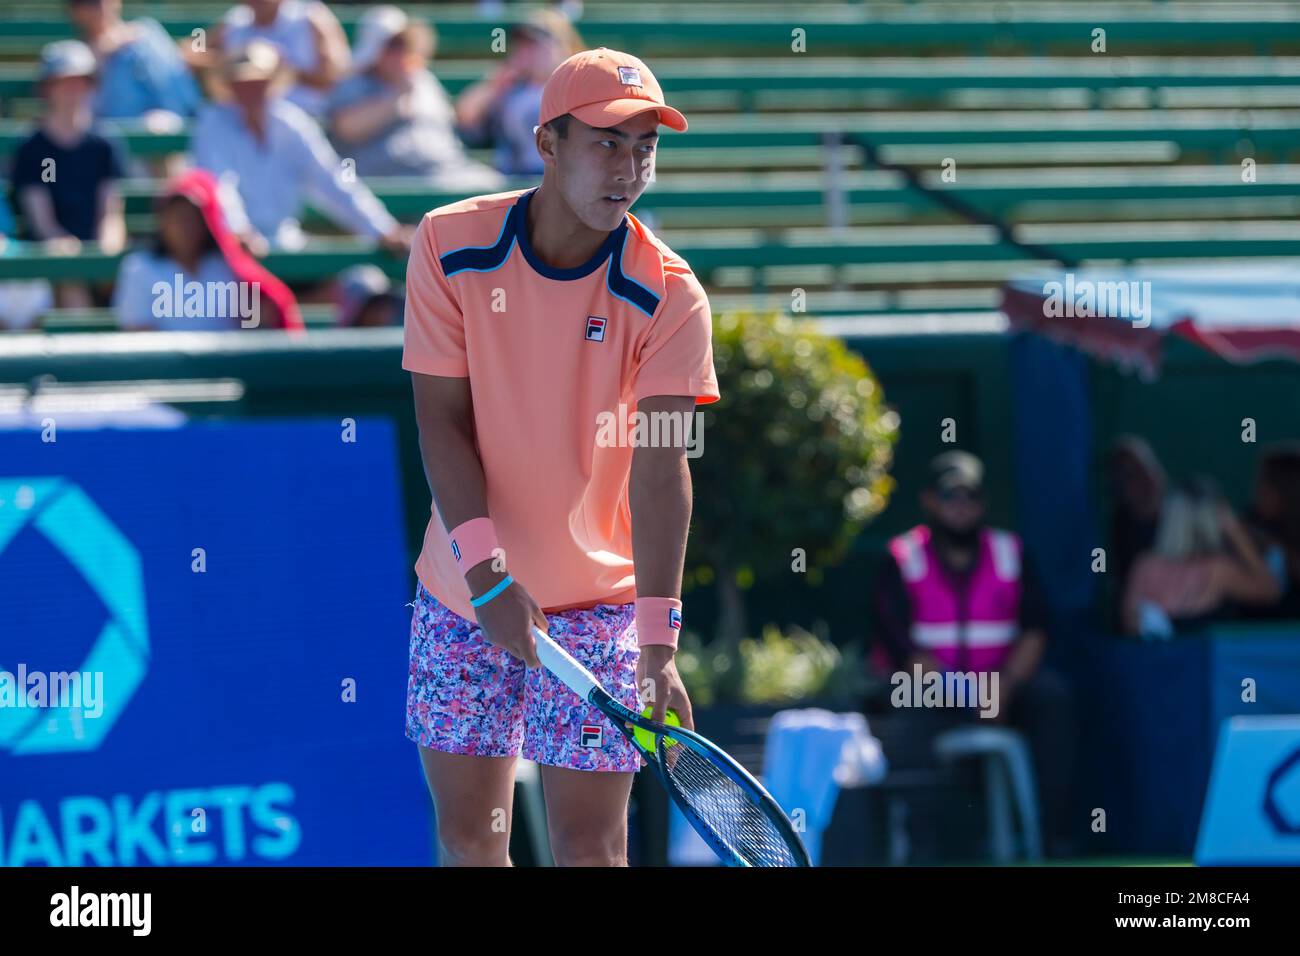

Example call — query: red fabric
[1001,284,1164,377]
[161,168,303,332]
[1001,285,1300,375]
[1172,317,1300,366]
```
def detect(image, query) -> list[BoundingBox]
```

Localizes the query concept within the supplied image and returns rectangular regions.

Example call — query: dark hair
[544,114,571,139]
[1258,444,1300,541]
[152,195,219,260]
[1259,443,1300,488]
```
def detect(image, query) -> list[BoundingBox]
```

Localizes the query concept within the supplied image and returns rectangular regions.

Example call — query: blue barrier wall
[1079,627,1300,855]
[0,418,432,866]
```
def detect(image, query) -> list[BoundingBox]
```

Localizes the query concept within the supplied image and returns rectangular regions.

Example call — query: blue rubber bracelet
[470,574,514,608]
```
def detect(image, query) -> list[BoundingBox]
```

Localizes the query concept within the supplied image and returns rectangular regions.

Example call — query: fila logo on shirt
[580,724,604,748]
[450,539,462,562]
[585,316,607,342]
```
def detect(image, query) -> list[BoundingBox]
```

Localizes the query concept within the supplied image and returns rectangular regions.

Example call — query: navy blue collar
[513,188,628,281]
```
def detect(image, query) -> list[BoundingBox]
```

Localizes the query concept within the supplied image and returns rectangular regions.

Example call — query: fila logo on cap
[585,316,607,342]
[668,608,682,630]
[580,724,604,747]
[617,66,642,87]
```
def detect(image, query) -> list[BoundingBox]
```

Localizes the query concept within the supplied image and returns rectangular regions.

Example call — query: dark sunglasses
[936,486,982,503]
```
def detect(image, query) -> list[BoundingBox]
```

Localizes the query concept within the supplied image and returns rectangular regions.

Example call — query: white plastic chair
[933,726,1043,863]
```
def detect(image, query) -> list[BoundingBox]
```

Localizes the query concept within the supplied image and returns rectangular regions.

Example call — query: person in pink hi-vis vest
[872,450,1078,857]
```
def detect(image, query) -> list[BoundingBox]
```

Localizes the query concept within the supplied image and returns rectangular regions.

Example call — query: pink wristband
[447,517,501,574]
[635,596,683,648]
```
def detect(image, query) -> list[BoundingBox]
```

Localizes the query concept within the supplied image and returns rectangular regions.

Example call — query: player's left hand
[637,645,694,732]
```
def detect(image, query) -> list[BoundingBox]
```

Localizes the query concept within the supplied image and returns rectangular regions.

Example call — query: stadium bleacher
[0,1,1295,333]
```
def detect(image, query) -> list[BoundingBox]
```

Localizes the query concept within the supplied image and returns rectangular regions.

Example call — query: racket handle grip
[531,625,600,702]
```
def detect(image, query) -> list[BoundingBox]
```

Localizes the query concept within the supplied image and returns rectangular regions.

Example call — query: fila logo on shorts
[585,316,607,342]
[617,66,642,87]
[580,724,604,748]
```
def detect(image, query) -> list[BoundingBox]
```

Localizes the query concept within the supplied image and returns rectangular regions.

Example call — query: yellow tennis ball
[633,707,681,753]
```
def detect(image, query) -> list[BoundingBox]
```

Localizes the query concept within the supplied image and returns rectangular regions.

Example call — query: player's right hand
[466,564,544,668]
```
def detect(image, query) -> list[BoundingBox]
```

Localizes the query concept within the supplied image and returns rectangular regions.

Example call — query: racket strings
[660,741,801,867]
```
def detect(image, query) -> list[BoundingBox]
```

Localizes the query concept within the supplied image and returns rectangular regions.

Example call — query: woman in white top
[114,211,242,331]
[114,167,302,331]
[1123,481,1281,637]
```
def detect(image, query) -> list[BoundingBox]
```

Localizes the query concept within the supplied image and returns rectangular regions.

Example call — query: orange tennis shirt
[402,187,721,621]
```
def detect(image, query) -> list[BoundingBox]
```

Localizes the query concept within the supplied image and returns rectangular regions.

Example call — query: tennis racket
[531,625,812,868]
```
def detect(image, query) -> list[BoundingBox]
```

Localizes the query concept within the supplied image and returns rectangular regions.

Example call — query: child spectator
[192,40,411,253]
[454,10,581,176]
[113,168,302,331]
[66,0,200,125]
[10,40,126,309]
[327,6,502,189]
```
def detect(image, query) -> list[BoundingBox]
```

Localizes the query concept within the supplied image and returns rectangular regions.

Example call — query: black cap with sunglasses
[928,451,985,497]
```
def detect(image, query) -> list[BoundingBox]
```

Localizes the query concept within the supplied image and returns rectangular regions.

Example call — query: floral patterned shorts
[405,582,643,772]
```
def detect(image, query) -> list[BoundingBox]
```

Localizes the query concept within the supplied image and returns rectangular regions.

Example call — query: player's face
[551,112,659,233]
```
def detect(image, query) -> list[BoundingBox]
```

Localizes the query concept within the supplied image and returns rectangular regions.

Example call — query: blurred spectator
[1106,435,1167,628]
[1123,478,1281,638]
[192,41,411,253]
[1242,444,1300,618]
[334,264,402,327]
[326,6,503,189]
[188,0,350,118]
[872,450,1077,856]
[10,40,126,309]
[454,10,581,176]
[113,168,302,331]
[66,0,200,125]
[0,193,54,331]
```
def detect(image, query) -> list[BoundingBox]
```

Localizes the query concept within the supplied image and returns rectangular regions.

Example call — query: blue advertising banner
[0,418,432,866]
[1080,627,1300,855]
[1197,716,1300,865]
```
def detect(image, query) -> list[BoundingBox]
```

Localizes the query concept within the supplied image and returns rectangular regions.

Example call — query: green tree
[687,311,898,644]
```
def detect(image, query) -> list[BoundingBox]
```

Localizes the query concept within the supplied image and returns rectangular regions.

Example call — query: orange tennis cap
[539,48,687,133]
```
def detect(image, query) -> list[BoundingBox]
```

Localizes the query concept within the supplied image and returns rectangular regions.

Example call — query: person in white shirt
[192,40,412,254]
[113,167,303,331]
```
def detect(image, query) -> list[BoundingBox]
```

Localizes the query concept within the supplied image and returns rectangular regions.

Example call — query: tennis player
[402,48,720,866]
